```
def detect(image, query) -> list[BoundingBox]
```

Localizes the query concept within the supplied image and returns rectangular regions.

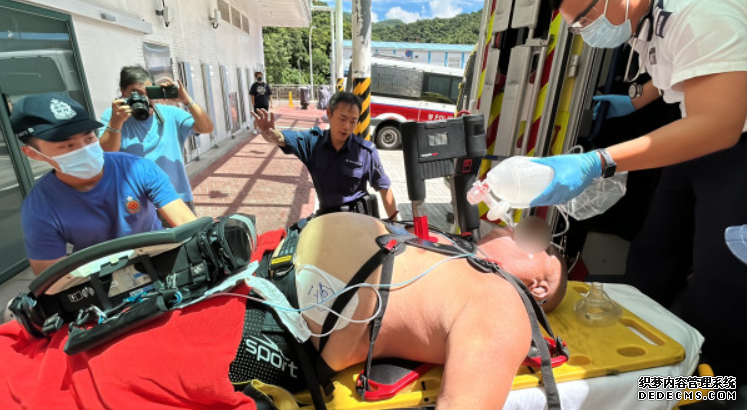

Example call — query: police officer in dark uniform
[253,92,398,219]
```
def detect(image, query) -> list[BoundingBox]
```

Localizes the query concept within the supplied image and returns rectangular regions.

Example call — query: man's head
[11,93,105,180]
[119,65,154,99]
[326,92,362,147]
[478,227,568,311]
[549,0,650,49]
[255,72,264,82]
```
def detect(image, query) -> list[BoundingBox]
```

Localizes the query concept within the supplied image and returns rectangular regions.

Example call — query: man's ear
[527,278,550,299]
[21,145,41,160]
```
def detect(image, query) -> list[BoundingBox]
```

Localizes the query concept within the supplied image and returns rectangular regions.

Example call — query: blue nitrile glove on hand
[592,94,636,120]
[529,151,603,207]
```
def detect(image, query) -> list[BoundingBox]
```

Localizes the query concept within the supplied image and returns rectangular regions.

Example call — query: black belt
[318,194,380,218]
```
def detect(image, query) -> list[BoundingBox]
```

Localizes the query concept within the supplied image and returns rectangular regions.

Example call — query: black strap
[493,266,563,410]
[317,247,394,352]
[290,340,329,410]
[357,253,395,397]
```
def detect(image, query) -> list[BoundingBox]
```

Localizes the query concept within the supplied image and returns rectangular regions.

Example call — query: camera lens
[127,92,150,121]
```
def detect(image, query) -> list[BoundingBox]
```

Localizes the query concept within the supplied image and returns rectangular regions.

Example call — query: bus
[365,57,464,149]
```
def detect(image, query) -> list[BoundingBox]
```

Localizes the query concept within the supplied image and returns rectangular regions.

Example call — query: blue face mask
[580,0,632,49]
[35,141,105,179]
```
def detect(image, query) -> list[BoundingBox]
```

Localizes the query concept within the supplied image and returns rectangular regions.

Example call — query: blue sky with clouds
[323,0,484,24]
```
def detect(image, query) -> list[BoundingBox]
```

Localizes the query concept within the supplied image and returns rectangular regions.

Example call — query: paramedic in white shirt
[537,0,747,399]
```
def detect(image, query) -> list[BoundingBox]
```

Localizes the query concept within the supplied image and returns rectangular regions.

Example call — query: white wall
[64,0,264,156]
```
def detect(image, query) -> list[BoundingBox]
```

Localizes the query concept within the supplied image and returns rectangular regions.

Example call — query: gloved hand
[592,94,636,120]
[529,152,602,207]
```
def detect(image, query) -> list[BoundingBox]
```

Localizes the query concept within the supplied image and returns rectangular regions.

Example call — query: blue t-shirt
[99,104,195,202]
[280,127,391,209]
[20,152,180,261]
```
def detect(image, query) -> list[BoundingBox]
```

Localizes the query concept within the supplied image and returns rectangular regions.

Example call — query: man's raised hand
[252,109,283,145]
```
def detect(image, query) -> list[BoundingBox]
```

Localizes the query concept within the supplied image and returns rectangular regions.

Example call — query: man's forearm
[188,101,214,133]
[379,188,397,219]
[159,199,197,227]
[99,127,123,152]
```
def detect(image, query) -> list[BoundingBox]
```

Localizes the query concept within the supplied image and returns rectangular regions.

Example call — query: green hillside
[263,3,480,84]
[372,11,481,44]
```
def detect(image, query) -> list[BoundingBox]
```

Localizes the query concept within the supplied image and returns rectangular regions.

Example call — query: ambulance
[367,57,463,149]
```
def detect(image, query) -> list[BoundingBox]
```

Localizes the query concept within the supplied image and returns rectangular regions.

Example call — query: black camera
[126,91,150,121]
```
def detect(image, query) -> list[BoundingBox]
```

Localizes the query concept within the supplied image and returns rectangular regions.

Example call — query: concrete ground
[0,105,454,321]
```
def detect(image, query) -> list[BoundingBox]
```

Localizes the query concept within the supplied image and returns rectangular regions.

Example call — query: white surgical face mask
[35,141,104,179]
[580,0,632,49]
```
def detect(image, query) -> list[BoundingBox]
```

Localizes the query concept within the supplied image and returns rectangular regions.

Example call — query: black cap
[10,93,103,143]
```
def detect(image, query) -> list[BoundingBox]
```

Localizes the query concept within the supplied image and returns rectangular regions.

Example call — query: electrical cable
[201,252,473,337]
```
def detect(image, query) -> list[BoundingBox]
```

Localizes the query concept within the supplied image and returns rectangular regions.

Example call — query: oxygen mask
[574,282,622,327]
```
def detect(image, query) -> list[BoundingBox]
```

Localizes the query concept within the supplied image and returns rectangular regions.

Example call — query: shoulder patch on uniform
[655,10,671,38]
[354,136,376,151]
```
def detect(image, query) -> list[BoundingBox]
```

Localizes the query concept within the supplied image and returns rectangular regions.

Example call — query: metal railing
[272,84,334,103]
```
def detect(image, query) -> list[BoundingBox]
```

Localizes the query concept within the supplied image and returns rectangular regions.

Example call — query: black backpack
[10,214,258,355]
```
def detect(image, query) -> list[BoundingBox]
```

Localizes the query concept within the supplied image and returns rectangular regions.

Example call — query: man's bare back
[289,213,565,409]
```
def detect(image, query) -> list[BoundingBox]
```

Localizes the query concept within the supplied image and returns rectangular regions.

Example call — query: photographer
[99,65,214,215]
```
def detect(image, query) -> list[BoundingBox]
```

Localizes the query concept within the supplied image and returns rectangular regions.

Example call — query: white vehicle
[366,57,464,149]
[0,49,83,103]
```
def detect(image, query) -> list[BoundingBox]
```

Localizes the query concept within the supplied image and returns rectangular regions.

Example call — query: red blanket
[0,229,286,410]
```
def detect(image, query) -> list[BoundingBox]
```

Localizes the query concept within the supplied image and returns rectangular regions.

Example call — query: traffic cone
[289,92,294,108]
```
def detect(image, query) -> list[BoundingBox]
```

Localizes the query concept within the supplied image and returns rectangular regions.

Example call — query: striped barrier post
[353,77,372,140]
[352,0,373,141]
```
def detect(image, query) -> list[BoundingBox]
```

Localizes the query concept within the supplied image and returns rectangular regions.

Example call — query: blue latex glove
[529,152,603,207]
[592,94,636,120]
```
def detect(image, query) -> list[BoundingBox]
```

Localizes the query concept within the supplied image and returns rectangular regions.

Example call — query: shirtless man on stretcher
[292,212,567,410]
[0,212,566,410]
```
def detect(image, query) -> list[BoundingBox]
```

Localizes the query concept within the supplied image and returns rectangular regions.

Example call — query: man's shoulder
[23,172,56,201]
[351,135,376,152]
[22,173,70,218]
[308,126,325,137]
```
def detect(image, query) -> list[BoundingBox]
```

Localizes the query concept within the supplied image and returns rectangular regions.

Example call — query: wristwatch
[596,148,617,178]
[628,82,644,99]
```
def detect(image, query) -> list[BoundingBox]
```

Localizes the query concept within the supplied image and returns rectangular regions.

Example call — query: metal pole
[335,0,344,91]
[312,5,336,92]
[330,15,336,90]
[351,0,372,140]
[309,26,315,102]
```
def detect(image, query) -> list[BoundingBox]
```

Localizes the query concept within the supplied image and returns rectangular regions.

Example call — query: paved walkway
[190,106,329,233]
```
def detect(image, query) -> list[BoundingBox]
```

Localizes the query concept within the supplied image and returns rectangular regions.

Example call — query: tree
[262,1,350,85]
[261,4,480,85]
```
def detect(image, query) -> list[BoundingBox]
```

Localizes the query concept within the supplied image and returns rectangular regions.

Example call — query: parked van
[367,57,463,149]
[0,49,84,104]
